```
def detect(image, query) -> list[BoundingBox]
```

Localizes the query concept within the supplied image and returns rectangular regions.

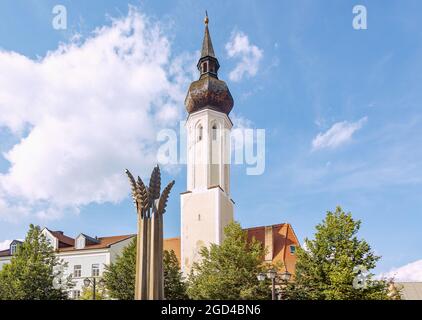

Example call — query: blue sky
[0,0,421,277]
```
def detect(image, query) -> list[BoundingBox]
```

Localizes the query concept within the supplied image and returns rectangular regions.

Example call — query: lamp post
[267,269,277,300]
[257,269,291,300]
[83,277,105,300]
[278,271,292,300]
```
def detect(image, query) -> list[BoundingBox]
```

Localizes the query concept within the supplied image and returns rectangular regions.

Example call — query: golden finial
[204,10,209,25]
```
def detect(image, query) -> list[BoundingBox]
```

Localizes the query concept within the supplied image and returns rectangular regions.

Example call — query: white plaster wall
[108,237,135,262]
[57,250,110,295]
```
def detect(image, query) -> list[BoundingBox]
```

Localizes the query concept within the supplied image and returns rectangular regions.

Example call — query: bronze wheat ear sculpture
[125,165,175,300]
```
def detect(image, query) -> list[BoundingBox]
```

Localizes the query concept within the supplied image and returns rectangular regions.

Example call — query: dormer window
[75,233,100,249]
[75,235,86,249]
[10,243,18,255]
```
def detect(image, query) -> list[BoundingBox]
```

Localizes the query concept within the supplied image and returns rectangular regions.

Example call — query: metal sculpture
[125,165,175,300]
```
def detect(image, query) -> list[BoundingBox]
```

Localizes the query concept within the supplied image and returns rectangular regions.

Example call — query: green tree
[285,206,391,300]
[80,283,107,300]
[0,224,72,300]
[164,250,188,299]
[187,221,272,300]
[104,237,187,299]
[104,237,136,300]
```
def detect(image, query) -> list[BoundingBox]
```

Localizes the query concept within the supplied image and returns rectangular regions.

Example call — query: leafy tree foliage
[187,221,272,300]
[164,249,188,299]
[104,237,187,299]
[80,283,107,300]
[0,224,72,300]
[285,207,391,300]
[104,237,136,300]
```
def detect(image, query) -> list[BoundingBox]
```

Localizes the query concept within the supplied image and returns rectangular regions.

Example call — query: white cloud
[0,8,194,221]
[231,112,253,130]
[311,117,367,151]
[0,240,12,251]
[379,260,422,282]
[225,31,263,82]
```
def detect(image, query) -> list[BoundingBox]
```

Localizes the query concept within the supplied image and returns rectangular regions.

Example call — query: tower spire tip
[204,10,209,25]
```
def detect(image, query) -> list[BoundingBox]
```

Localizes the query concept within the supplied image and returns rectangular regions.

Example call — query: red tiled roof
[0,233,136,258]
[48,230,75,248]
[58,234,135,252]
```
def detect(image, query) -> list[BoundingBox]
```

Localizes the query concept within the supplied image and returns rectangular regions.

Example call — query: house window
[212,124,217,140]
[72,290,81,300]
[92,264,100,277]
[10,244,18,255]
[73,265,82,278]
[290,245,296,254]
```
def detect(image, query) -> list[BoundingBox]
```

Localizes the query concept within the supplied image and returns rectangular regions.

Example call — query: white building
[0,228,134,299]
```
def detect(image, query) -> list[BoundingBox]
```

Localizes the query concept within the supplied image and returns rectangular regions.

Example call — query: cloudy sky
[0,0,421,279]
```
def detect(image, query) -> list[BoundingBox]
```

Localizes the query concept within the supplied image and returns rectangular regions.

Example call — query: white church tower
[181,14,235,274]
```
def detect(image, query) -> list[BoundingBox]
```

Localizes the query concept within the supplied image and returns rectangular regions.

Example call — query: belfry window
[198,125,203,142]
[212,124,217,140]
[202,62,208,73]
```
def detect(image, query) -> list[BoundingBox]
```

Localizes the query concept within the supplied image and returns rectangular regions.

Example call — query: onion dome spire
[185,12,234,115]
[200,11,216,59]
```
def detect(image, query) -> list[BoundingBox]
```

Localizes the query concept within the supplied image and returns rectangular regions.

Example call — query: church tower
[181,13,235,274]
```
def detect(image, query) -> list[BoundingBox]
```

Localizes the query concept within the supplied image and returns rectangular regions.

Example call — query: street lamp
[257,273,266,282]
[278,271,291,300]
[257,269,292,300]
[267,269,277,300]
[84,277,106,300]
[280,271,292,282]
[257,269,278,300]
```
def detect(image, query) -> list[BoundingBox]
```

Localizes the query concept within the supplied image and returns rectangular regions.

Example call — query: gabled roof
[76,233,100,245]
[58,234,135,252]
[1,231,136,258]
[47,229,75,247]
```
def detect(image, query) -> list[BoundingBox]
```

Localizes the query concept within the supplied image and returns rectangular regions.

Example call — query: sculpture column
[126,166,174,300]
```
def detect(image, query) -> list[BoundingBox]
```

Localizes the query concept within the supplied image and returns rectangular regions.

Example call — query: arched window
[212,124,217,140]
[202,62,208,73]
[197,125,203,142]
